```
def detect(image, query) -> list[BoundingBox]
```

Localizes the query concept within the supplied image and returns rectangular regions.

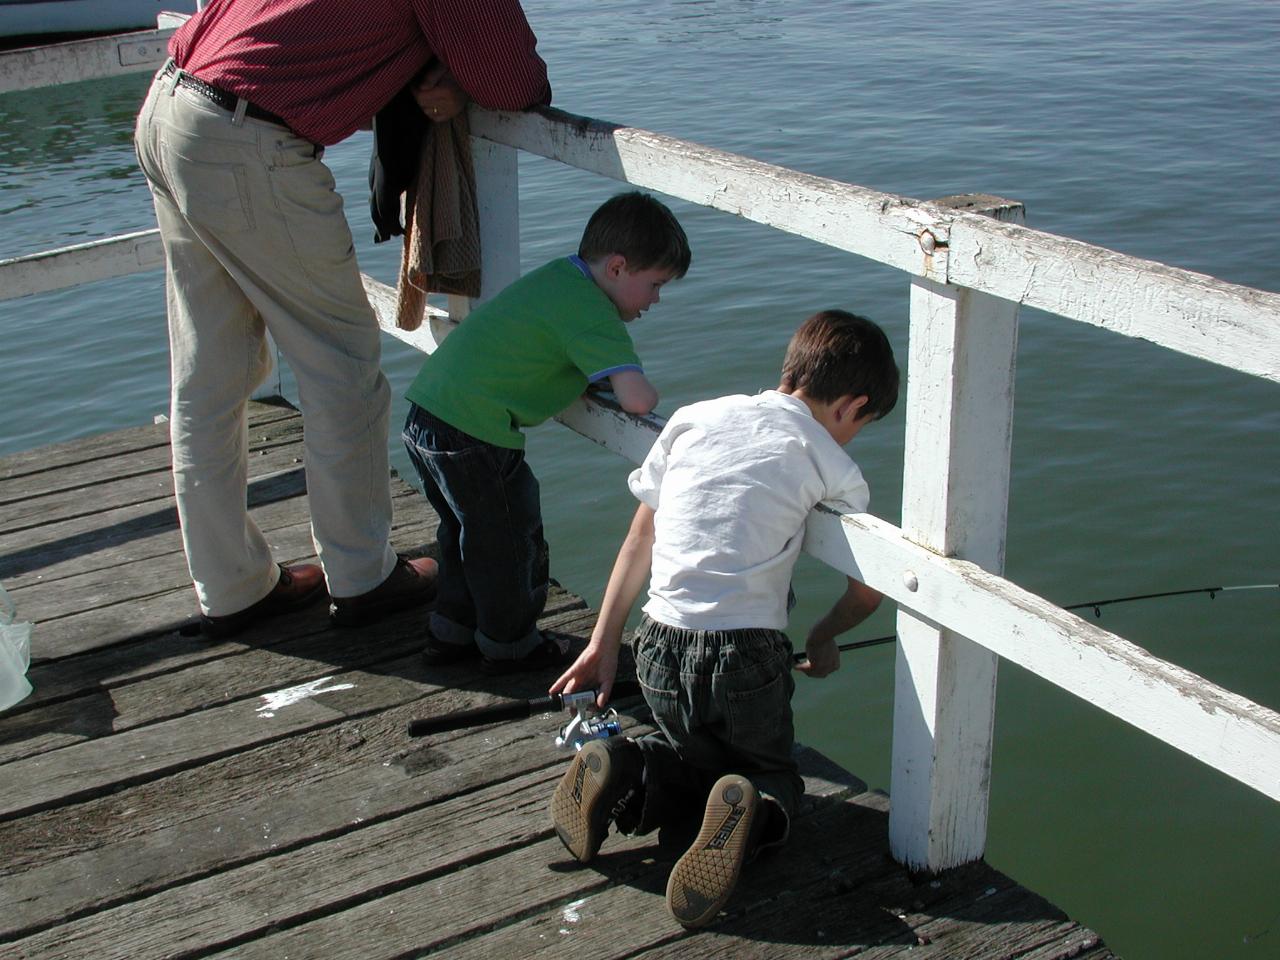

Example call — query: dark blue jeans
[630,615,803,847]
[402,404,548,659]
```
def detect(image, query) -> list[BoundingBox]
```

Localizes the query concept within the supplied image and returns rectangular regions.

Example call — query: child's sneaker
[549,737,642,862]
[665,774,760,928]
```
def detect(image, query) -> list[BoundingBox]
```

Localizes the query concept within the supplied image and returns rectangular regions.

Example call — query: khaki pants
[134,66,396,615]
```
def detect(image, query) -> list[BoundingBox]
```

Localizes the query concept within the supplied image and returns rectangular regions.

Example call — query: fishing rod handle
[407,694,559,737]
[404,680,644,738]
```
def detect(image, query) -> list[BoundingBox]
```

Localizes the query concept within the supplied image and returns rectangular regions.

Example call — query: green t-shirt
[405,257,642,449]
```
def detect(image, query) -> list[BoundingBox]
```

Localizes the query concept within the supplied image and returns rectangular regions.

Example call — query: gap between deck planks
[0,402,1114,959]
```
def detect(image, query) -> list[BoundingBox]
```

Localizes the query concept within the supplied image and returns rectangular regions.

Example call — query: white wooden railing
[2,28,1277,875]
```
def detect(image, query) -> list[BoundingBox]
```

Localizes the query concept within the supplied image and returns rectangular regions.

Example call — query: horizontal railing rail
[0,230,163,300]
[472,108,1280,385]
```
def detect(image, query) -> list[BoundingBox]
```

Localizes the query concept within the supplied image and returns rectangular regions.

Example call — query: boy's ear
[604,253,628,278]
[837,394,870,422]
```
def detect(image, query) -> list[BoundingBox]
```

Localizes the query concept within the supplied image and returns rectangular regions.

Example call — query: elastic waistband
[636,614,789,651]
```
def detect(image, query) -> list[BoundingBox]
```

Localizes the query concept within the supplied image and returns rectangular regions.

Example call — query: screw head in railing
[918,231,938,254]
[903,571,919,592]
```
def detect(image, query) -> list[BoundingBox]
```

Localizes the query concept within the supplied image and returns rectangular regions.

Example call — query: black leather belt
[162,61,289,129]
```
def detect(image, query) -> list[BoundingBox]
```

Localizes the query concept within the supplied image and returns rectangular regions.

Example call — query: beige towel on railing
[395,114,481,330]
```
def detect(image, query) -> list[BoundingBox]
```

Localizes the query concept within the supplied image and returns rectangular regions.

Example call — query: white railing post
[889,195,1025,872]
[443,135,521,327]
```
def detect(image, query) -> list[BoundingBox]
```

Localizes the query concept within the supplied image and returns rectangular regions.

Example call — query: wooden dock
[0,402,1115,959]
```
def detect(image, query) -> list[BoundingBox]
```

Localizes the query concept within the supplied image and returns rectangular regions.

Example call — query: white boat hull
[0,0,197,39]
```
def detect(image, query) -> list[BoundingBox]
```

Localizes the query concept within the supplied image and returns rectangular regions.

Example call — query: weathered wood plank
[580,854,1087,960]
[0,465,313,584]
[0,650,605,877]
[0,461,172,530]
[456,797,903,960]
[0,613,428,765]
[21,518,438,660]
[3,641,633,948]
[18,517,319,623]
[184,750,872,960]
[0,471,408,592]
[0,603,601,822]
[0,440,311,532]
[0,595,592,764]
[5,767,569,958]
[0,654,433,821]
[850,876,1089,959]
[5,582,584,717]
[0,401,296,481]
[0,415,302,504]
[215,791,893,959]
[2,470,426,597]
[7,472,438,616]
[0,704,625,941]
[210,831,664,960]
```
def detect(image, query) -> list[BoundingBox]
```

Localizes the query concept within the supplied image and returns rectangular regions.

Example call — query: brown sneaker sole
[665,774,758,928]
[550,739,614,863]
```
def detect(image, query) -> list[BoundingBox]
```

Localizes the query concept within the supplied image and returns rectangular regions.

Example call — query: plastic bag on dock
[0,581,33,711]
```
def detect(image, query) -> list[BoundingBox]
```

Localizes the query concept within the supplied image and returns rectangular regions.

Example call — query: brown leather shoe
[329,555,438,627]
[199,563,327,639]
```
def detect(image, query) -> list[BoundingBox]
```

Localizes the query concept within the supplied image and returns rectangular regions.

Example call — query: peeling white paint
[257,677,355,717]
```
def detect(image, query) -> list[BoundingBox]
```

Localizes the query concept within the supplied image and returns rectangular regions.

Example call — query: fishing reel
[553,689,622,751]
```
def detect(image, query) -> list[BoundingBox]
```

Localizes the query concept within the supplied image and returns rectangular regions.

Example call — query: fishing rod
[807,581,1279,660]
[406,582,1275,742]
[407,680,642,743]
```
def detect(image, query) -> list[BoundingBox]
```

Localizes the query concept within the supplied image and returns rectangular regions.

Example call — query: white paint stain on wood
[257,678,355,718]
[560,897,588,933]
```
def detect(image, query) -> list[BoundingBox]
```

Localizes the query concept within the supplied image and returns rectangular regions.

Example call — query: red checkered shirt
[171,0,551,146]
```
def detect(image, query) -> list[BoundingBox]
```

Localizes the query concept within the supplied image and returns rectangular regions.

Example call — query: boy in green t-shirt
[402,192,691,674]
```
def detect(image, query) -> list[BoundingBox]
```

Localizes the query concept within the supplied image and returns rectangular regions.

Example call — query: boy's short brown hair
[781,310,899,418]
[578,191,692,277]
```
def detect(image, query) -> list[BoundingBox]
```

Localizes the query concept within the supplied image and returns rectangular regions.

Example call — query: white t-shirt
[629,390,870,631]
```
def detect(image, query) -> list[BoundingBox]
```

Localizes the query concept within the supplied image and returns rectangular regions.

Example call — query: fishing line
[406,583,1276,736]
[805,581,1279,661]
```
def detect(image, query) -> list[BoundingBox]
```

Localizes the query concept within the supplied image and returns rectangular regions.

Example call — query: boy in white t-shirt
[548,309,900,928]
